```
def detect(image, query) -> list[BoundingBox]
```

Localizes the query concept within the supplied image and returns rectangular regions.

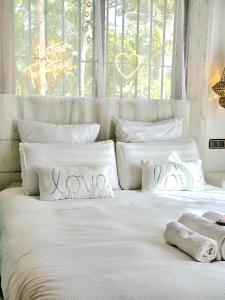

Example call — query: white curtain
[171,0,188,100]
[95,0,105,99]
[0,0,14,94]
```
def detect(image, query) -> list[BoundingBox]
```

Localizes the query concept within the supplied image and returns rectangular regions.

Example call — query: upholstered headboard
[0,94,189,190]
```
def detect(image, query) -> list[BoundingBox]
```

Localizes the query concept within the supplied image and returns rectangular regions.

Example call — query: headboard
[0,94,189,190]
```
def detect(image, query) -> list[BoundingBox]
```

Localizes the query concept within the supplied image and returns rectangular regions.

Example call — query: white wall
[188,0,225,172]
[204,0,225,171]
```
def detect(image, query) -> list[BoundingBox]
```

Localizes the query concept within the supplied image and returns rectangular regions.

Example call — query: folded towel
[179,213,225,260]
[164,221,217,262]
[202,211,225,223]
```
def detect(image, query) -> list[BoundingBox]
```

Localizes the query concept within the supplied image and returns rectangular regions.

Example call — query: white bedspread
[1,185,225,300]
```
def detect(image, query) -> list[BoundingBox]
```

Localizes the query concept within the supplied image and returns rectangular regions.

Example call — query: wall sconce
[212,68,225,108]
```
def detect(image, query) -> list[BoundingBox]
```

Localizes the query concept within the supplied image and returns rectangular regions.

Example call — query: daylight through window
[15,0,176,99]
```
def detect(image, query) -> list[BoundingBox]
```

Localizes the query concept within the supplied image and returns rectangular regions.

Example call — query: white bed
[1,184,225,300]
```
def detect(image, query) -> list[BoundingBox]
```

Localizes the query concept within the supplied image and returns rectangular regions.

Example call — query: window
[14,0,176,99]
[105,0,175,99]
[15,0,95,96]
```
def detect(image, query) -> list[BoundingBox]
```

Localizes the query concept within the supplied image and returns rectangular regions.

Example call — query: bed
[0,96,221,299]
[1,184,225,300]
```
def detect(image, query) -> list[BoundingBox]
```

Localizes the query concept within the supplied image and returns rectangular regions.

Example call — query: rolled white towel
[179,213,225,260]
[202,211,225,223]
[164,221,217,262]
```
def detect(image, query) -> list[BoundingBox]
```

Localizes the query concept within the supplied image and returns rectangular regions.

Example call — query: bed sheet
[1,185,225,300]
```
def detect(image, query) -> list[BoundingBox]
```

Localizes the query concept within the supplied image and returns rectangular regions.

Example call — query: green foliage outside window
[14,0,175,99]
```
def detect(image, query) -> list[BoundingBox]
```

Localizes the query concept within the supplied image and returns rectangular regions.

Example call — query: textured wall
[187,0,225,172]
[187,0,213,157]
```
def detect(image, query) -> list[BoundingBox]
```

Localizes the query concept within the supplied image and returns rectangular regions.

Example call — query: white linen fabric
[178,213,225,260]
[19,141,120,195]
[141,159,205,192]
[17,120,100,143]
[114,117,183,142]
[116,139,200,190]
[1,185,225,299]
[164,221,217,262]
[37,165,114,201]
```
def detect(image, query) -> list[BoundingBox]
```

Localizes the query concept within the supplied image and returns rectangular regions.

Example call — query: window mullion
[171,0,178,99]
[112,0,117,98]
[45,0,48,95]
[160,0,167,100]
[78,0,81,97]
[61,0,65,95]
[94,0,105,99]
[92,0,96,97]
[28,0,32,94]
[105,0,109,98]
[45,0,48,45]
[148,0,153,99]
[99,0,105,99]
[135,0,140,98]
[120,0,125,98]
[28,0,32,59]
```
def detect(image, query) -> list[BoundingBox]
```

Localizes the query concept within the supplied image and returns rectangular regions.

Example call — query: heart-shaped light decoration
[115,52,141,80]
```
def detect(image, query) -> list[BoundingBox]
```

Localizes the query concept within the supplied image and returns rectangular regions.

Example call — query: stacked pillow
[17,119,100,143]
[18,120,118,200]
[17,117,205,197]
[114,117,205,192]
[114,117,183,142]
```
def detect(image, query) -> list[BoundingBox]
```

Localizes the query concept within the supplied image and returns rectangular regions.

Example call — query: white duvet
[1,185,225,300]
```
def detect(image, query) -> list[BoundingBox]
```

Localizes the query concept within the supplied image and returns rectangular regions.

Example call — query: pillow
[37,165,114,201]
[116,139,200,190]
[114,117,183,142]
[141,159,205,192]
[19,141,120,195]
[17,120,100,143]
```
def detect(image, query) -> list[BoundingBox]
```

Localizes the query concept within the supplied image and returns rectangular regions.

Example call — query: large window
[14,0,176,99]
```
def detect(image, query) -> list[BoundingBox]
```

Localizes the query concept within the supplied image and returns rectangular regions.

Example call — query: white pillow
[17,120,100,143]
[19,141,120,195]
[141,159,205,192]
[114,117,183,142]
[37,165,114,201]
[116,139,200,190]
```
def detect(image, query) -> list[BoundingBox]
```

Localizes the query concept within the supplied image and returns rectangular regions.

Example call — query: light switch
[209,139,225,149]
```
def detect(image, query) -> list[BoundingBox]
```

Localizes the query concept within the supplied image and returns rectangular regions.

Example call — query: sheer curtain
[0,0,14,94]
[171,0,188,100]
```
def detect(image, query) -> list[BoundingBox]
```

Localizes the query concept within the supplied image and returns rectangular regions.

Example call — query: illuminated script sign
[24,40,73,89]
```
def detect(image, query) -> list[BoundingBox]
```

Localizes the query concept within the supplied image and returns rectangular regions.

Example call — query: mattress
[1,185,225,300]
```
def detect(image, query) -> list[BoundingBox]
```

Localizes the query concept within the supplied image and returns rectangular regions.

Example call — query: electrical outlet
[209,139,225,149]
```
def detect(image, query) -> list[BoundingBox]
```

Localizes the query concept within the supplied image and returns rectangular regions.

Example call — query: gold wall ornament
[115,51,141,80]
[212,68,225,108]
[24,40,73,90]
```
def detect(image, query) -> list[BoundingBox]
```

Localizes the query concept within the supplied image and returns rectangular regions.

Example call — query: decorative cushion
[141,159,205,192]
[37,165,114,201]
[114,117,183,142]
